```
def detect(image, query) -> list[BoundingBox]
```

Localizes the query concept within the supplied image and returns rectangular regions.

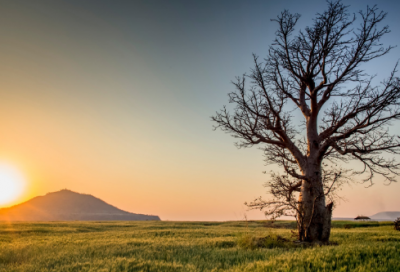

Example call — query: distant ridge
[0,189,160,221]
[370,211,400,221]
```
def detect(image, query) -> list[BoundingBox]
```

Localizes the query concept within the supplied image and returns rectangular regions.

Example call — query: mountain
[0,189,160,221]
[370,211,400,221]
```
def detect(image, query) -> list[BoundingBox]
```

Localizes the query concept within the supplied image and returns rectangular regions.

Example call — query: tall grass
[0,220,398,271]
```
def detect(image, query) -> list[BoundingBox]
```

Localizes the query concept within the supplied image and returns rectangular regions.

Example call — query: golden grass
[0,220,398,271]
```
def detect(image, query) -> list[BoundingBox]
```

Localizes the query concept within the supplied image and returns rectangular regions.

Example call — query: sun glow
[0,163,25,206]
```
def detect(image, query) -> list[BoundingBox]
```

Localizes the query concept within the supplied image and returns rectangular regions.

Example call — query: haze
[0,0,399,221]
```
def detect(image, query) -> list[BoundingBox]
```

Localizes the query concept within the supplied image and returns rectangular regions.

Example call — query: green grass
[0,220,398,271]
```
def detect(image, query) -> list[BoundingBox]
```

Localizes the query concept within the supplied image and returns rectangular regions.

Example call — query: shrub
[236,233,290,250]
[394,218,400,231]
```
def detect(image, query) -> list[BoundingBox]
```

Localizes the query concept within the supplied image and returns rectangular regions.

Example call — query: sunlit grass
[0,220,398,271]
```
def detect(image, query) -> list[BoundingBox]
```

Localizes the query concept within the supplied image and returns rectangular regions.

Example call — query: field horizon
[1,189,399,223]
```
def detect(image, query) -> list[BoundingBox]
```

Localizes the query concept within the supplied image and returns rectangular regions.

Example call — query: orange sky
[0,0,399,220]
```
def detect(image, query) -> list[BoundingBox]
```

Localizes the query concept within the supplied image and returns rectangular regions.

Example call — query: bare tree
[212,0,400,243]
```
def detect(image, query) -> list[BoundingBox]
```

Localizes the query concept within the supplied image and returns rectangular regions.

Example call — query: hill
[370,211,400,220]
[0,189,160,221]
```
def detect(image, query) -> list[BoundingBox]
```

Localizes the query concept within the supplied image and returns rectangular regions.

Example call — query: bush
[394,218,400,231]
[236,233,290,250]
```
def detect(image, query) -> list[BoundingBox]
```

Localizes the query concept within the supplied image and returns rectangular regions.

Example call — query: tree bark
[297,161,332,243]
[297,110,333,243]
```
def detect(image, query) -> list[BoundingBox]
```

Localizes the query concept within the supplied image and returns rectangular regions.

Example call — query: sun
[0,163,25,206]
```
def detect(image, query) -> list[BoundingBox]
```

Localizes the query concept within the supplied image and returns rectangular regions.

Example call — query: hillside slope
[370,211,400,220]
[0,189,160,221]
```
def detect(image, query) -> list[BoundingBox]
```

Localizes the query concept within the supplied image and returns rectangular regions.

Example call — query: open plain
[0,220,398,271]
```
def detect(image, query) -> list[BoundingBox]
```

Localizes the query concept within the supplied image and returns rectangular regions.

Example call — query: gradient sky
[0,0,399,221]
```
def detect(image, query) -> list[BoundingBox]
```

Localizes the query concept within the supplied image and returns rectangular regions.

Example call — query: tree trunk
[297,161,332,243]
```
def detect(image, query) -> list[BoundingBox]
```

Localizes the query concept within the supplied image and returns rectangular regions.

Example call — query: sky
[0,0,399,221]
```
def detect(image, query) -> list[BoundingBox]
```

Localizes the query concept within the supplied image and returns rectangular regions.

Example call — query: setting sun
[0,163,25,206]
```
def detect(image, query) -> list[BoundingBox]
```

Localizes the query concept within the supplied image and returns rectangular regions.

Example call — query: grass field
[0,220,399,271]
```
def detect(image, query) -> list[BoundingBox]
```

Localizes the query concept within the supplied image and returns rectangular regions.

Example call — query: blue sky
[0,0,399,220]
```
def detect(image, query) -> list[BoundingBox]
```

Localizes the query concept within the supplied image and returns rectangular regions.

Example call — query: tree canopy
[213,0,400,243]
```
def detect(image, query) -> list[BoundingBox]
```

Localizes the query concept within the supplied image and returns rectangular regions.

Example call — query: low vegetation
[395,218,400,231]
[0,220,398,271]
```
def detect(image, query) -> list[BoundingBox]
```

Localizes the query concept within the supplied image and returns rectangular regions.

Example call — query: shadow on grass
[235,233,340,250]
[236,233,296,250]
